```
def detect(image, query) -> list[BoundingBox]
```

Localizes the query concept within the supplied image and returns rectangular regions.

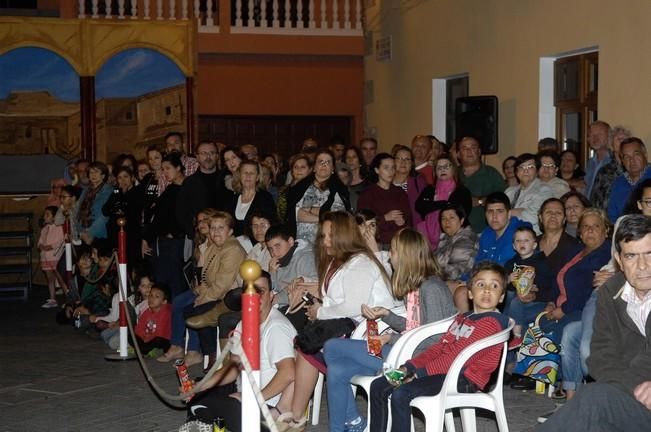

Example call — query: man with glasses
[608,138,651,222]
[184,141,227,210]
[505,153,553,234]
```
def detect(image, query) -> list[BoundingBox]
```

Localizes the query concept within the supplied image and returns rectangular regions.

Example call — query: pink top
[38,224,65,263]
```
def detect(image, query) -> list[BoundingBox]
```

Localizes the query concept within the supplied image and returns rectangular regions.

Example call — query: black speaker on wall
[455,96,499,154]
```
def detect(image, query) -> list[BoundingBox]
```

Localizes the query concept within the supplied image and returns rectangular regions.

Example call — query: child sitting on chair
[368,261,510,432]
[133,284,172,357]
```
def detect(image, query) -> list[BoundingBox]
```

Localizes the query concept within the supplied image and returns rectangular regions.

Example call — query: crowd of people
[37,123,651,431]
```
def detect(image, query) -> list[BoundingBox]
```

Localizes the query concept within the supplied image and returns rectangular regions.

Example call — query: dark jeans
[152,237,187,299]
[536,383,651,432]
[183,300,221,355]
[369,374,477,432]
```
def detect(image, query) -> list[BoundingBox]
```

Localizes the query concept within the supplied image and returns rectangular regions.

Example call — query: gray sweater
[271,239,318,305]
[382,275,457,351]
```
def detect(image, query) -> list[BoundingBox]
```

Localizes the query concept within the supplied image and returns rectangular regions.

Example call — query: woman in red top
[357,153,411,246]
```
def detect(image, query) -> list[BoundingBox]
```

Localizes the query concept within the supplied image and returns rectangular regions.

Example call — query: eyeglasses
[639,199,651,208]
[517,164,536,172]
[436,164,452,170]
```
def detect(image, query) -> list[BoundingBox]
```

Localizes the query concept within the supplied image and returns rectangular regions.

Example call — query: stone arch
[0,42,83,76]
[93,43,191,77]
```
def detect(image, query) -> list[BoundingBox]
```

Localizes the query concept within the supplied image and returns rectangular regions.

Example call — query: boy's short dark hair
[150,284,169,300]
[485,192,511,211]
[469,261,508,292]
[45,206,59,216]
[265,224,294,243]
[513,226,537,241]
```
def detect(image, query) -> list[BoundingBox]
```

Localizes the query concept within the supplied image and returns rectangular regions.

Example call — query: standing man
[538,214,651,431]
[359,137,378,167]
[608,137,651,222]
[165,131,199,176]
[411,135,435,184]
[185,141,229,211]
[585,121,612,201]
[329,136,346,163]
[591,126,633,210]
[457,136,505,233]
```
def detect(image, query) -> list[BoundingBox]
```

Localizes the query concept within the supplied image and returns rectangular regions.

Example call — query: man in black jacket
[538,214,651,431]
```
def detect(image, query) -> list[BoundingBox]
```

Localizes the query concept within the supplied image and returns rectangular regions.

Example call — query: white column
[355,0,361,29]
[169,0,176,19]
[130,0,138,19]
[260,0,268,27]
[246,0,253,26]
[78,0,85,18]
[332,0,339,29]
[181,0,188,19]
[105,0,113,18]
[118,0,126,19]
[194,0,201,24]
[297,0,303,28]
[272,0,279,28]
[308,0,315,28]
[343,0,350,29]
[283,0,290,27]
[320,0,326,28]
[91,0,99,18]
[144,0,151,19]
[157,0,164,19]
[235,0,243,27]
[206,0,214,26]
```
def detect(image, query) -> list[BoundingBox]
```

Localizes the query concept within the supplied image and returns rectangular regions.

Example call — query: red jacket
[404,311,508,389]
[135,304,172,342]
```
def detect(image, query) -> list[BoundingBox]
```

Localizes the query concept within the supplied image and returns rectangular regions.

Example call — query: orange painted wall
[196,55,364,141]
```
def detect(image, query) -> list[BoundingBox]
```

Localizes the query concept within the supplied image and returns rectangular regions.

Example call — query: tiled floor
[0,289,556,431]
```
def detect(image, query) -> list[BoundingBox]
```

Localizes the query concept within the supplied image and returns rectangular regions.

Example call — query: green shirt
[461,164,505,233]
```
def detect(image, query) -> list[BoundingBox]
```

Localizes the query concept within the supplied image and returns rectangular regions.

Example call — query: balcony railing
[77,0,363,35]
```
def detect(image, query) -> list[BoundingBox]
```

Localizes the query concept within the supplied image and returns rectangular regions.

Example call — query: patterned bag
[513,312,561,384]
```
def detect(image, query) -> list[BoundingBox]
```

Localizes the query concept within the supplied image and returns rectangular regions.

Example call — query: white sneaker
[537,404,562,423]
[41,299,58,309]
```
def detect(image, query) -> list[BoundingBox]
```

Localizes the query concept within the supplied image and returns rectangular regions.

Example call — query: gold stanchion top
[117,217,127,230]
[240,260,262,294]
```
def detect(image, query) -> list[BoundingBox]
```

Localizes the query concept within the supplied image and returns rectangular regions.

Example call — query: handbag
[513,312,561,384]
[294,317,356,354]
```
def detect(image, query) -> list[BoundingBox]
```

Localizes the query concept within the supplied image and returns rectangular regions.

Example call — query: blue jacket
[77,183,113,240]
[559,240,611,315]
[608,166,651,221]
[474,216,531,268]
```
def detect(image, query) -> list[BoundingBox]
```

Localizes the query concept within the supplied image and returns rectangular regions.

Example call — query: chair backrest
[390,315,456,365]
[442,318,515,398]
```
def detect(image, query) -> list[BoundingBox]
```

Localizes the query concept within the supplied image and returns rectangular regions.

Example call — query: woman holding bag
[277,211,400,431]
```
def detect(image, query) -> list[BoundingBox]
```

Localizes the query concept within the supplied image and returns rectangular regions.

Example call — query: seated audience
[323,228,456,432]
[277,153,313,223]
[277,211,399,431]
[228,160,276,237]
[502,156,518,188]
[344,146,370,211]
[558,149,585,193]
[590,125,632,210]
[391,145,428,226]
[132,284,172,357]
[608,137,651,221]
[368,262,510,432]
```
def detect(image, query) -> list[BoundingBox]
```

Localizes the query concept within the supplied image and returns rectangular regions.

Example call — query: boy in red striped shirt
[369,261,509,432]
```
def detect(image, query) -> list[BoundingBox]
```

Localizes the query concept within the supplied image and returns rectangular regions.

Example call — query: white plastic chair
[310,319,391,426]
[409,319,515,432]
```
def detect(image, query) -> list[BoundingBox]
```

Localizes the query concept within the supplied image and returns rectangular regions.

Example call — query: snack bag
[366,319,383,358]
[513,264,536,296]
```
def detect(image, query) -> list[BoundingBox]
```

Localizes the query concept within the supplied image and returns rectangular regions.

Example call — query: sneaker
[146,347,164,358]
[510,375,536,390]
[41,299,58,309]
[345,416,367,432]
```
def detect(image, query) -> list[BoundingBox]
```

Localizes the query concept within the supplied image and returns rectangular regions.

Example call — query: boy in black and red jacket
[369,261,510,432]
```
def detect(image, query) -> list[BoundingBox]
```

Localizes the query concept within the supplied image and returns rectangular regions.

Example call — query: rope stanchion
[240,260,262,431]
[63,218,73,291]
[106,218,135,361]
